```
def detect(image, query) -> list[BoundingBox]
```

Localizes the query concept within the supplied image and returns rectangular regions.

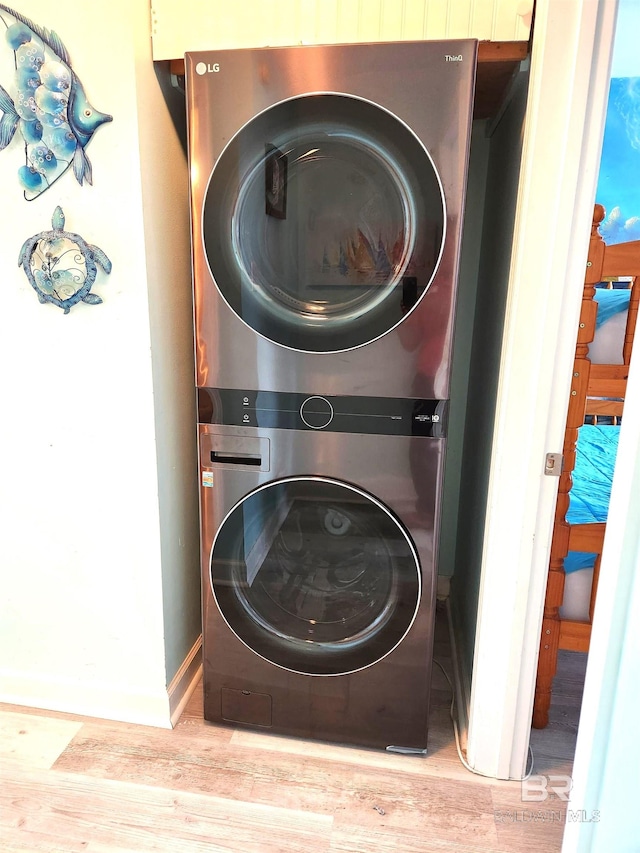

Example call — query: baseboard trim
[0,671,173,728]
[1,636,204,729]
[168,634,202,727]
[446,596,472,755]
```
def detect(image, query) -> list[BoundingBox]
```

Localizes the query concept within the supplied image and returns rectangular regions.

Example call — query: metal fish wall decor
[0,4,112,199]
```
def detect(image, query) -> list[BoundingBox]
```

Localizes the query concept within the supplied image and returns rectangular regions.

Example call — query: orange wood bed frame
[532,205,640,729]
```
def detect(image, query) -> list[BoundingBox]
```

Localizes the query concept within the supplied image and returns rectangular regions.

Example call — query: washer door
[210,478,421,675]
[203,94,445,352]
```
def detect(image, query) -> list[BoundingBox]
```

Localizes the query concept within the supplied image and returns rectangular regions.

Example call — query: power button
[300,396,334,429]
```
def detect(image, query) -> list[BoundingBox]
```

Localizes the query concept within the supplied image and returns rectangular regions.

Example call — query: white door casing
[466,0,619,779]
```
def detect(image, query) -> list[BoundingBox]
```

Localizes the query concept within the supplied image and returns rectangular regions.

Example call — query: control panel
[198,388,448,438]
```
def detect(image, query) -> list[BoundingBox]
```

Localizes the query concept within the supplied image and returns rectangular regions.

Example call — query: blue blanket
[564,424,619,573]
[594,287,630,328]
[563,289,627,574]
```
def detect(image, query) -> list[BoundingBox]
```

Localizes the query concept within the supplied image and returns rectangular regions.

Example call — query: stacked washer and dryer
[185,41,476,753]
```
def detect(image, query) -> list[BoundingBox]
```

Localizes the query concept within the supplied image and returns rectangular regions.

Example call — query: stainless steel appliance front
[199,423,443,750]
[186,41,476,399]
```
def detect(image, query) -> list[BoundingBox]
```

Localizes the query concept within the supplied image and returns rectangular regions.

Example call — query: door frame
[465,0,619,779]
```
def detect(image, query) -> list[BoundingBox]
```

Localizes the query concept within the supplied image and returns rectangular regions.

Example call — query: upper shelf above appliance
[150,0,532,120]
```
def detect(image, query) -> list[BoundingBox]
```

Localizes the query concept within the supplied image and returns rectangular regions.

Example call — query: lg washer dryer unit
[186,41,476,401]
[198,389,448,751]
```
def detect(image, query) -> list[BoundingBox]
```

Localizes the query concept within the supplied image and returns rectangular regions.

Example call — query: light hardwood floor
[0,609,585,852]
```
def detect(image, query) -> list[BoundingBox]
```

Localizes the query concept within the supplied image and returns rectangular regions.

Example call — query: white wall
[150,0,532,60]
[131,5,201,692]
[0,0,199,725]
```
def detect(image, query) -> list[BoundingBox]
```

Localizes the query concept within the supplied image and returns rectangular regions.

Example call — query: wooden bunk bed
[533,204,640,729]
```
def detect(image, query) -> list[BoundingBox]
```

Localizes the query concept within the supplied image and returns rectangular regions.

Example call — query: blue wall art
[0,4,112,200]
[596,77,640,245]
[19,206,112,313]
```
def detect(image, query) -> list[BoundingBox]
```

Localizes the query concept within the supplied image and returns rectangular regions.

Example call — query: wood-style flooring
[0,610,586,852]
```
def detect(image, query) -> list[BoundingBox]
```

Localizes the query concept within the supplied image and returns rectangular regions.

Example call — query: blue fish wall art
[0,4,112,199]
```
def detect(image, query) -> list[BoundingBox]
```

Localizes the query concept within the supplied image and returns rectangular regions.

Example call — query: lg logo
[195,61,220,75]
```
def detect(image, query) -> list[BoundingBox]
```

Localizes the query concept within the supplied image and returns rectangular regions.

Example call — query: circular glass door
[203,94,445,352]
[210,478,421,675]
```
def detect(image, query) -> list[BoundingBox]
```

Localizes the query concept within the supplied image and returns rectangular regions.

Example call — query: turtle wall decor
[18,205,111,313]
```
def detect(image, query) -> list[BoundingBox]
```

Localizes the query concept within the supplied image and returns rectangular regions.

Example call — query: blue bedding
[594,287,630,328]
[564,424,619,573]
[563,288,627,574]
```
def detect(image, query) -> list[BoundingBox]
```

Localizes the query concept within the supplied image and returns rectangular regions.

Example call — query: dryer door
[202,94,445,353]
[210,477,421,675]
